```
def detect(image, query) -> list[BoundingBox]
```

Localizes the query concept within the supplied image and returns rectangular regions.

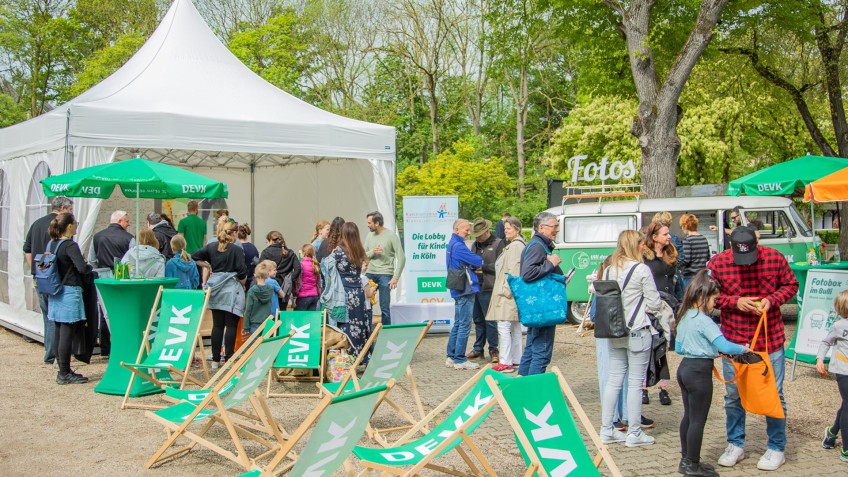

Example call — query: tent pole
[250,162,255,234]
[135,182,140,278]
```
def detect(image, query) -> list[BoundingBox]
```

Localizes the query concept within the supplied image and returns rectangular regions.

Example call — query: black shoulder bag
[446,242,469,291]
[593,265,644,339]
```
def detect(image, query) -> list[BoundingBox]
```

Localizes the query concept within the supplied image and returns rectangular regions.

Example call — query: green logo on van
[417,277,447,292]
[572,251,590,269]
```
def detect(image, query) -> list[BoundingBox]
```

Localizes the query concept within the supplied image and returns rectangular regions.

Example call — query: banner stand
[787,269,846,380]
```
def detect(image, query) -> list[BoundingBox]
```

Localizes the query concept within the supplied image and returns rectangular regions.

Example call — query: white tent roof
[0,0,396,165]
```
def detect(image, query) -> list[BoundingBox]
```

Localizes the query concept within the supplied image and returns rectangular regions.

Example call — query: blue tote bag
[506,240,567,327]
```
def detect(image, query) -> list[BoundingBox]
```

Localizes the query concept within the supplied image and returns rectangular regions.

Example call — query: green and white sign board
[289,385,386,477]
[501,373,600,477]
[790,269,848,363]
[273,311,323,369]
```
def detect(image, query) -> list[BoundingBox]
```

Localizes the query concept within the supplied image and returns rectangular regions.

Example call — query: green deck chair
[353,367,511,477]
[485,367,623,477]
[265,310,327,398]
[320,321,432,444]
[144,331,294,472]
[120,287,211,410]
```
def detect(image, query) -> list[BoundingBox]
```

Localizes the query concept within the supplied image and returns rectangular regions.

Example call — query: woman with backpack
[259,231,301,311]
[599,230,662,448]
[45,212,93,385]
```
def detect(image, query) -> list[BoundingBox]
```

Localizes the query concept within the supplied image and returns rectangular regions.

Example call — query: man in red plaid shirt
[707,226,798,472]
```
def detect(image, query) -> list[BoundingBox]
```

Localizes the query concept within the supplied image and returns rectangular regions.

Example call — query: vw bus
[546,195,818,323]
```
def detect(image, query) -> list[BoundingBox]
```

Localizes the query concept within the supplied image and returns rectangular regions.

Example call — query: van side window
[563,215,636,243]
[744,210,796,239]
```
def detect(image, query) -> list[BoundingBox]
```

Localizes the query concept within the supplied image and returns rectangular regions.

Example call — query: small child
[295,244,321,311]
[165,234,200,289]
[817,289,848,464]
[674,270,750,477]
[244,265,274,334]
[258,259,284,318]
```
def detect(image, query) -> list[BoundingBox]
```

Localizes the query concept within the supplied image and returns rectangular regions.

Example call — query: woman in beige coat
[486,216,525,373]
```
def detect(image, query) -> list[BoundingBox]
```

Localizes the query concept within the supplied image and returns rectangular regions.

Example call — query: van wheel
[567,302,589,325]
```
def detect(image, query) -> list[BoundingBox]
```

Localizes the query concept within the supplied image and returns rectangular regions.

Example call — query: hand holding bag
[593,265,644,339]
[713,311,785,419]
[506,239,567,327]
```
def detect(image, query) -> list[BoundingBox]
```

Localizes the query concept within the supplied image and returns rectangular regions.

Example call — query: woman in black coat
[259,231,301,309]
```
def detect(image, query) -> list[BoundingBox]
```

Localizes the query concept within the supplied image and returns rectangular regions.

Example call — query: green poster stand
[94,277,179,396]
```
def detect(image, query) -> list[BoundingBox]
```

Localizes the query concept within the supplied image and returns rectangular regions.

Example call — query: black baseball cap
[730,226,758,266]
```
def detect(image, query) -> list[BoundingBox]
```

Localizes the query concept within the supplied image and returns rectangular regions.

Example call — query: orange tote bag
[713,311,785,419]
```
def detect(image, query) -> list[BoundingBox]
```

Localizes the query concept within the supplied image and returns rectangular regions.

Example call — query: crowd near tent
[0,0,396,340]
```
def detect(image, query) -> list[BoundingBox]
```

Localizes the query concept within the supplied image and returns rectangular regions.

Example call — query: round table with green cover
[94,277,179,396]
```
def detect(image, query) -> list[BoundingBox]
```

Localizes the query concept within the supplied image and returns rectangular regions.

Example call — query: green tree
[397,138,513,220]
[65,34,146,99]
[0,92,27,127]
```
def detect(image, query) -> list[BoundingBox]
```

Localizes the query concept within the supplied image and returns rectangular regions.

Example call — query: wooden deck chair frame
[251,380,396,477]
[120,286,211,410]
[483,366,623,477]
[265,309,327,398]
[144,329,295,471]
[322,321,432,444]
[354,366,501,477]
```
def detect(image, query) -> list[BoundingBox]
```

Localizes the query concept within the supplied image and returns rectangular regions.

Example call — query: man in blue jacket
[445,218,484,370]
[518,211,563,375]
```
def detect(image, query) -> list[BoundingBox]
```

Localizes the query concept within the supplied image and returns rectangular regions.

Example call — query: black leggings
[677,357,714,463]
[831,373,848,452]
[211,309,240,361]
[53,321,76,374]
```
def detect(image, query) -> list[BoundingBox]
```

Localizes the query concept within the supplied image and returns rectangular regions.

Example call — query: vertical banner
[392,196,458,333]
[792,269,848,360]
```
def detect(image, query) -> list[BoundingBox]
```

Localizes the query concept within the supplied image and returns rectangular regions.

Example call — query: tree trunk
[426,74,440,159]
[515,64,528,198]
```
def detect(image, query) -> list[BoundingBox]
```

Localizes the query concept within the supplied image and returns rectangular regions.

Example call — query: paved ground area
[1,306,846,476]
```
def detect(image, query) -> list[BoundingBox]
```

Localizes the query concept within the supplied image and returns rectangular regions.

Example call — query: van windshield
[562,215,636,243]
[788,204,813,237]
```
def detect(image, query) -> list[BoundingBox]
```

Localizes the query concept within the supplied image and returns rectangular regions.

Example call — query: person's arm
[244,291,255,330]
[234,246,247,281]
[365,235,376,259]
[707,258,740,312]
[760,253,799,311]
[520,242,554,282]
[23,226,33,265]
[456,242,483,269]
[639,265,663,314]
[392,233,406,282]
[191,244,210,263]
[712,335,747,355]
[67,242,92,274]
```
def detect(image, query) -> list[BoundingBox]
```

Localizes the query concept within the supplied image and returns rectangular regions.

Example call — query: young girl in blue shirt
[674,270,750,477]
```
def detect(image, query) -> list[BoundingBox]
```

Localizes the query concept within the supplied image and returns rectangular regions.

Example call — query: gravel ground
[0,304,843,476]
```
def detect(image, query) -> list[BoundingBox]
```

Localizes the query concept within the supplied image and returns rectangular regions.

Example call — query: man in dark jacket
[518,211,563,376]
[468,217,504,363]
[445,219,484,370]
[24,196,72,365]
[88,210,136,357]
[148,212,177,260]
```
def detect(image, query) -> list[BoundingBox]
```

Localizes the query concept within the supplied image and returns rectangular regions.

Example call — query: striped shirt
[680,234,710,278]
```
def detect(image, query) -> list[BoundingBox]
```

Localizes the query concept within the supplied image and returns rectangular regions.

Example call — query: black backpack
[593,265,643,339]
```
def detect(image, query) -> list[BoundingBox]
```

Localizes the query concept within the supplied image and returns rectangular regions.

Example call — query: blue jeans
[722,348,787,451]
[38,291,55,363]
[472,291,498,354]
[447,294,474,363]
[518,325,555,376]
[366,273,393,326]
[596,338,627,421]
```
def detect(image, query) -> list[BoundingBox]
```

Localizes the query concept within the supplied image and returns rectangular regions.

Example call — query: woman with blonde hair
[311,220,330,251]
[599,230,662,448]
[165,234,200,289]
[485,216,525,373]
[192,221,246,367]
[121,228,165,278]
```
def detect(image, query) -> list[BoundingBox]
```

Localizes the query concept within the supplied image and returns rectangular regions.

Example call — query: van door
[741,207,814,264]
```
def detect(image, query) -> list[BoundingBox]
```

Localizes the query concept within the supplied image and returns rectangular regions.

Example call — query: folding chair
[249,381,395,476]
[120,287,211,410]
[266,310,327,398]
[484,366,623,477]
[353,367,512,477]
[320,321,432,444]
[144,330,294,471]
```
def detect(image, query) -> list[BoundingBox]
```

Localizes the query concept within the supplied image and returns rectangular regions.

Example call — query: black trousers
[831,373,848,452]
[53,321,76,375]
[677,357,714,463]
[210,309,240,361]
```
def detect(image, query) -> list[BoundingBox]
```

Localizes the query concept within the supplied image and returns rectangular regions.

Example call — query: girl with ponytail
[295,244,321,311]
[165,234,200,289]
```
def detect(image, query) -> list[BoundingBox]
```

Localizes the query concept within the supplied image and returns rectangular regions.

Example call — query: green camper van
[546,195,818,324]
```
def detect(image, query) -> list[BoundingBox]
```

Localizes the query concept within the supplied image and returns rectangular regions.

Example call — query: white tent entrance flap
[0,0,395,341]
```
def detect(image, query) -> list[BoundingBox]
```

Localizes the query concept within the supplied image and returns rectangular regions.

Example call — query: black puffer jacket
[259,243,302,287]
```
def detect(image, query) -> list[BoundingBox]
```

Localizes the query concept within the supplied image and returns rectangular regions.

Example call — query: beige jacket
[485,236,526,322]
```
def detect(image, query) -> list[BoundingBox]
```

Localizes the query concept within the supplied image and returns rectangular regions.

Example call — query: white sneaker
[757,449,785,471]
[445,358,454,368]
[718,444,745,467]
[625,430,655,448]
[454,361,479,370]
[210,361,220,369]
[600,429,627,444]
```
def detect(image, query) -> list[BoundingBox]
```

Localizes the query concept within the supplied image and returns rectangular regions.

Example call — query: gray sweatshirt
[817,319,848,376]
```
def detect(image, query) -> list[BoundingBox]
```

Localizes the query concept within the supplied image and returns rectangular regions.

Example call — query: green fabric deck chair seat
[353,367,511,477]
[266,310,327,398]
[144,331,293,472]
[120,287,211,410]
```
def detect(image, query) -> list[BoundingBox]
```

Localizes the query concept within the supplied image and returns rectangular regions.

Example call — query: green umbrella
[727,155,848,196]
[40,157,228,277]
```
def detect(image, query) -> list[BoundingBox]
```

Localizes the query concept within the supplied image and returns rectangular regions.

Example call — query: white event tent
[0,0,396,339]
